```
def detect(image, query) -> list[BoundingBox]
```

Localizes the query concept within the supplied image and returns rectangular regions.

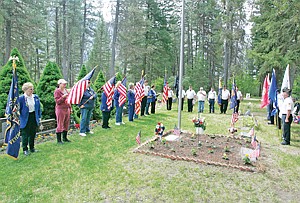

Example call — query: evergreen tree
[92,70,106,121]
[77,64,87,81]
[0,48,35,117]
[36,61,63,119]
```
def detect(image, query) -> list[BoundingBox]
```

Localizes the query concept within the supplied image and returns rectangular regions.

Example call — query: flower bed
[134,130,265,172]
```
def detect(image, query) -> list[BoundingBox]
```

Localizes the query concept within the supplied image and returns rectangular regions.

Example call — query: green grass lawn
[1,99,300,202]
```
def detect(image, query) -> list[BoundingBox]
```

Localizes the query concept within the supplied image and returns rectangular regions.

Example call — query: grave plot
[134,130,265,172]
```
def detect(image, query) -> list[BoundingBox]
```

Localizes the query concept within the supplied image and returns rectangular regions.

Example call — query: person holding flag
[128,83,135,122]
[281,87,294,145]
[100,76,116,129]
[113,78,127,125]
[78,80,97,136]
[19,82,42,155]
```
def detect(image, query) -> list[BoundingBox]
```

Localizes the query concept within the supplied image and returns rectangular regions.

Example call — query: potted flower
[192,117,206,134]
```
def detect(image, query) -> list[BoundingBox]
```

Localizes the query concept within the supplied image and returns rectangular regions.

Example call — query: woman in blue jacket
[19,82,42,156]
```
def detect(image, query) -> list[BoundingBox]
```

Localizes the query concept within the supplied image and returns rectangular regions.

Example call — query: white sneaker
[121,122,125,125]
[87,131,94,134]
[79,133,86,137]
[115,123,121,126]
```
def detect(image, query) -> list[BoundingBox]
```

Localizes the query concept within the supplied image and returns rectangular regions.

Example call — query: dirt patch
[134,130,265,172]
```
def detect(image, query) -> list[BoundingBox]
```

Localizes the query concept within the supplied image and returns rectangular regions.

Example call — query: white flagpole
[177,0,185,130]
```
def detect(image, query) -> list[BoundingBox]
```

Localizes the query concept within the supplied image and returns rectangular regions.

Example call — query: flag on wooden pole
[163,77,168,104]
[118,77,127,106]
[4,56,21,159]
[67,68,96,104]
[134,78,144,115]
[102,76,116,109]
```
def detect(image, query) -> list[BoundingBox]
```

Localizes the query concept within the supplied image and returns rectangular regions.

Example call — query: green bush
[36,62,63,119]
[0,48,35,117]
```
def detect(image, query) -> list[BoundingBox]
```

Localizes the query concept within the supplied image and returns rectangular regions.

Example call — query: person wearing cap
[54,79,71,143]
[207,87,217,113]
[281,87,294,145]
[79,80,97,136]
[197,87,206,113]
[19,82,42,155]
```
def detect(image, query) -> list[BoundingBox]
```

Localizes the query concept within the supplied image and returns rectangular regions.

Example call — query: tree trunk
[62,0,68,79]
[55,6,60,66]
[5,17,11,63]
[110,0,120,78]
[79,0,87,69]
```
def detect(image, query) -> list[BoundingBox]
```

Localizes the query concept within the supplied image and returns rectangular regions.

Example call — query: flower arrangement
[155,122,165,135]
[243,154,251,164]
[192,117,206,130]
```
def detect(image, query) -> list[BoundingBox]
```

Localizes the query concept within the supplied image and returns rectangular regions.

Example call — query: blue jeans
[80,108,93,133]
[145,102,150,115]
[209,99,215,113]
[115,102,123,123]
[198,101,205,113]
[128,104,135,121]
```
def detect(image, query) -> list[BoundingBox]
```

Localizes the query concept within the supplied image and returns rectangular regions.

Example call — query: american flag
[231,112,239,124]
[251,134,258,149]
[163,77,168,103]
[134,78,145,115]
[67,68,96,104]
[118,77,127,106]
[136,130,141,145]
[102,76,116,109]
[173,125,180,136]
[250,143,260,159]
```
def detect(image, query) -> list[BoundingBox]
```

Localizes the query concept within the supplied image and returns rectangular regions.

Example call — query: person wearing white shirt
[281,87,294,145]
[235,86,243,113]
[186,86,196,112]
[220,85,230,114]
[208,87,217,113]
[167,87,174,110]
[197,87,206,113]
[179,87,186,111]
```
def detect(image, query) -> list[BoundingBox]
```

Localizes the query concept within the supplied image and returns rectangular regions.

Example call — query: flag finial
[9,56,19,70]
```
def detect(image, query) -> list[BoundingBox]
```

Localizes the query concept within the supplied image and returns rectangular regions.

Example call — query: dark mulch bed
[134,131,264,172]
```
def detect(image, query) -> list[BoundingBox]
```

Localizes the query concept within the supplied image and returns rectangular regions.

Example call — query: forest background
[0,0,300,112]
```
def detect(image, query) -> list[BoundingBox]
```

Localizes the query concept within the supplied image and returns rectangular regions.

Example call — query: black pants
[187,99,193,112]
[181,98,184,111]
[209,99,215,113]
[268,103,274,124]
[21,112,37,151]
[220,99,228,114]
[167,98,172,110]
[235,100,240,113]
[102,111,111,128]
[140,96,147,116]
[151,101,156,114]
[282,114,292,143]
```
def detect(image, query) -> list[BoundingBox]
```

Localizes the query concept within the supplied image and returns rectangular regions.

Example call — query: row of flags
[260,64,291,115]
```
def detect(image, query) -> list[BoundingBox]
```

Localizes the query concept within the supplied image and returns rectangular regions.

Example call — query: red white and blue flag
[103,76,116,109]
[231,112,239,124]
[118,77,127,106]
[67,68,96,104]
[134,78,145,115]
[163,77,168,103]
[136,130,141,145]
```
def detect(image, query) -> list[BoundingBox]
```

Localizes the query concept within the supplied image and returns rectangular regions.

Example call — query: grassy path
[1,100,300,202]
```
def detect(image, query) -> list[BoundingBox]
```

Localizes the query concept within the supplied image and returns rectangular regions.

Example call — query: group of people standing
[176,85,242,114]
